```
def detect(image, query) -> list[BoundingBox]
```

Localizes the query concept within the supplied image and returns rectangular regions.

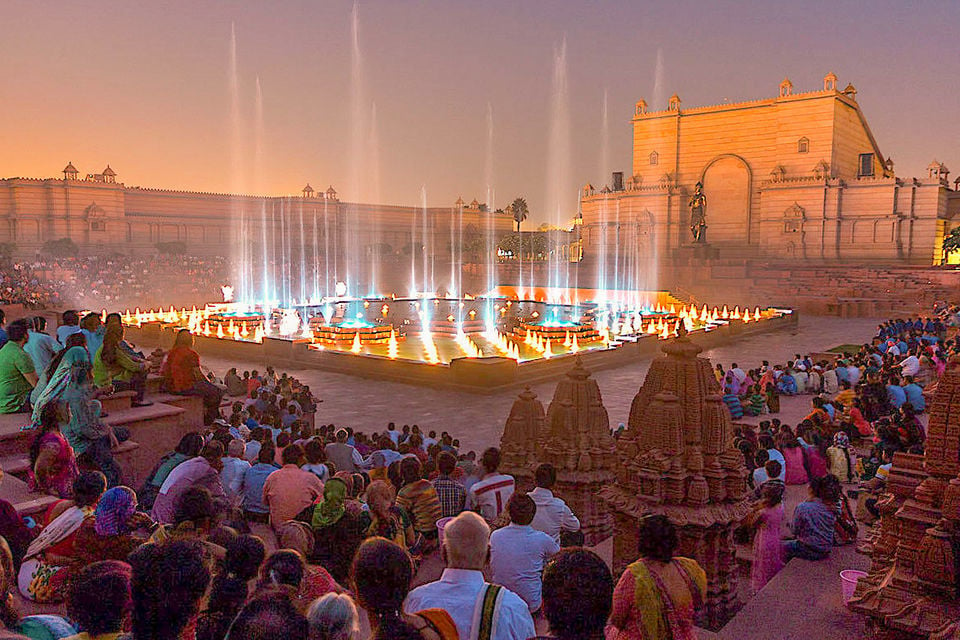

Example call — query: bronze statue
[689,181,707,244]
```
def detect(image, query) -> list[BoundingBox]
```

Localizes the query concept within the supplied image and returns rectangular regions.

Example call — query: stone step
[0,473,59,518]
[99,390,137,413]
[143,393,205,431]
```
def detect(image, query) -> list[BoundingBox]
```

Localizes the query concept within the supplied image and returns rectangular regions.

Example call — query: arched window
[649,151,659,166]
[797,137,809,154]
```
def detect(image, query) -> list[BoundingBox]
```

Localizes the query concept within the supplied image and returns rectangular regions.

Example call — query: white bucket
[437,516,455,547]
[840,569,867,602]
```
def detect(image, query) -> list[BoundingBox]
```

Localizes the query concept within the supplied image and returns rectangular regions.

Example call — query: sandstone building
[0,164,512,261]
[580,73,960,267]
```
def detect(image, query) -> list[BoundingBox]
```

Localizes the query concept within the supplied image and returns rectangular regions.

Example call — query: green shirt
[0,341,36,413]
[93,344,141,387]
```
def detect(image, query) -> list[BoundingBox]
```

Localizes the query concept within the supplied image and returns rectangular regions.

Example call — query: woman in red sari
[27,403,78,499]
[161,329,223,424]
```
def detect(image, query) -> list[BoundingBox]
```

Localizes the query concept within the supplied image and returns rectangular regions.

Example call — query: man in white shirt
[730,363,747,385]
[899,352,921,377]
[467,447,515,523]
[220,438,251,505]
[490,494,559,612]
[385,422,400,445]
[846,363,862,388]
[528,463,580,544]
[405,511,535,640]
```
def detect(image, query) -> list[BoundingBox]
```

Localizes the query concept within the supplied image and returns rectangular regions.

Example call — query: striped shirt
[396,479,443,534]
[467,473,515,522]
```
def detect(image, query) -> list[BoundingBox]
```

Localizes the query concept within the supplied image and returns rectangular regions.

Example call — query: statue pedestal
[677,243,719,261]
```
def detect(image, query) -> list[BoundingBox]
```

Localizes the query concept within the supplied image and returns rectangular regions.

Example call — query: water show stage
[118,287,796,393]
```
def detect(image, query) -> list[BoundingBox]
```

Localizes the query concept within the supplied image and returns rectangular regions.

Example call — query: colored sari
[18,501,96,602]
[611,557,706,640]
[28,430,78,498]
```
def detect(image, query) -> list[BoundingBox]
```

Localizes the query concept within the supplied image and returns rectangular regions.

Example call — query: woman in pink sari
[27,404,78,499]
[747,483,786,593]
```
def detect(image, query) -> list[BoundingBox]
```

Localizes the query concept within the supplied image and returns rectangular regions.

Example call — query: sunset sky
[2,0,958,223]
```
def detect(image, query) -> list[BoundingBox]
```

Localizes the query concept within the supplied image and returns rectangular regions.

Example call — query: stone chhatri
[499,357,616,544]
[849,356,960,638]
[598,332,751,630]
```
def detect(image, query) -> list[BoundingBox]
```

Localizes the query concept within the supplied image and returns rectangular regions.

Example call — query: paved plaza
[203,315,880,453]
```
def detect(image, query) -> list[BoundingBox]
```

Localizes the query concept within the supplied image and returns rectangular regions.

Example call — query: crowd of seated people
[0,255,228,310]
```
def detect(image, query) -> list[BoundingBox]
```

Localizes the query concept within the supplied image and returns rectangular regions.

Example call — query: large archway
[700,155,751,246]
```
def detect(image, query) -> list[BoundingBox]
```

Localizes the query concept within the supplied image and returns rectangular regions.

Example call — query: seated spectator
[224,367,246,396]
[56,311,82,346]
[404,511,535,640]
[65,560,132,640]
[395,457,442,552]
[151,442,225,525]
[263,444,324,530]
[138,432,203,510]
[467,447,515,524]
[529,463,580,545]
[306,593,359,640]
[784,474,841,561]
[826,432,857,483]
[24,317,60,381]
[79,314,104,364]
[324,430,364,474]
[240,444,279,523]
[490,494,559,613]
[74,486,152,565]
[352,537,457,640]
[359,480,415,551]
[34,344,121,486]
[196,534,266,640]
[608,515,706,640]
[0,320,38,414]
[93,323,150,407]
[18,471,107,603]
[301,438,330,482]
[539,549,613,640]
[227,589,308,640]
[432,451,466,519]
[28,403,78,498]
[902,376,925,412]
[127,541,211,640]
[220,439,251,504]
[160,329,223,424]
[298,477,364,585]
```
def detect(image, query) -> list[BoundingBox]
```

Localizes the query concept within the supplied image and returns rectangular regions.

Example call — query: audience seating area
[0,374,205,516]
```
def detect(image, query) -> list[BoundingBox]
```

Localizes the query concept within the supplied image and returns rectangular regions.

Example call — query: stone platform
[123,311,798,394]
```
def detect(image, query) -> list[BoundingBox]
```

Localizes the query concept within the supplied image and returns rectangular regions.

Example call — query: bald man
[404,511,534,640]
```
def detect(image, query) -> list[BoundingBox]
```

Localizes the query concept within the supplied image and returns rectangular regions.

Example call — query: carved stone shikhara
[598,334,751,629]
[849,357,960,639]
[499,358,616,545]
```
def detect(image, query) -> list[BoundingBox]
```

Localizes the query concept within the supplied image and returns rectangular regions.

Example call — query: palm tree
[510,197,528,233]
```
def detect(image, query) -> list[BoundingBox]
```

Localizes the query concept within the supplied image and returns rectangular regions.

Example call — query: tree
[943,227,960,264]
[509,197,528,232]
[42,238,79,257]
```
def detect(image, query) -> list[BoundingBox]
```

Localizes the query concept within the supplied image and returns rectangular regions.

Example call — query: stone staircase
[669,260,959,317]
[0,381,204,517]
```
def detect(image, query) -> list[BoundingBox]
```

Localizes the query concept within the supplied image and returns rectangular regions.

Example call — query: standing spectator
[0,320,38,413]
[432,451,466,519]
[490,494,559,613]
[467,447,515,524]
[528,463,580,545]
[404,511,535,640]
[262,444,323,530]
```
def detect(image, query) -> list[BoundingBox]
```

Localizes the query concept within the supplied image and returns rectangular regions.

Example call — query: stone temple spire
[499,358,616,544]
[599,333,750,629]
